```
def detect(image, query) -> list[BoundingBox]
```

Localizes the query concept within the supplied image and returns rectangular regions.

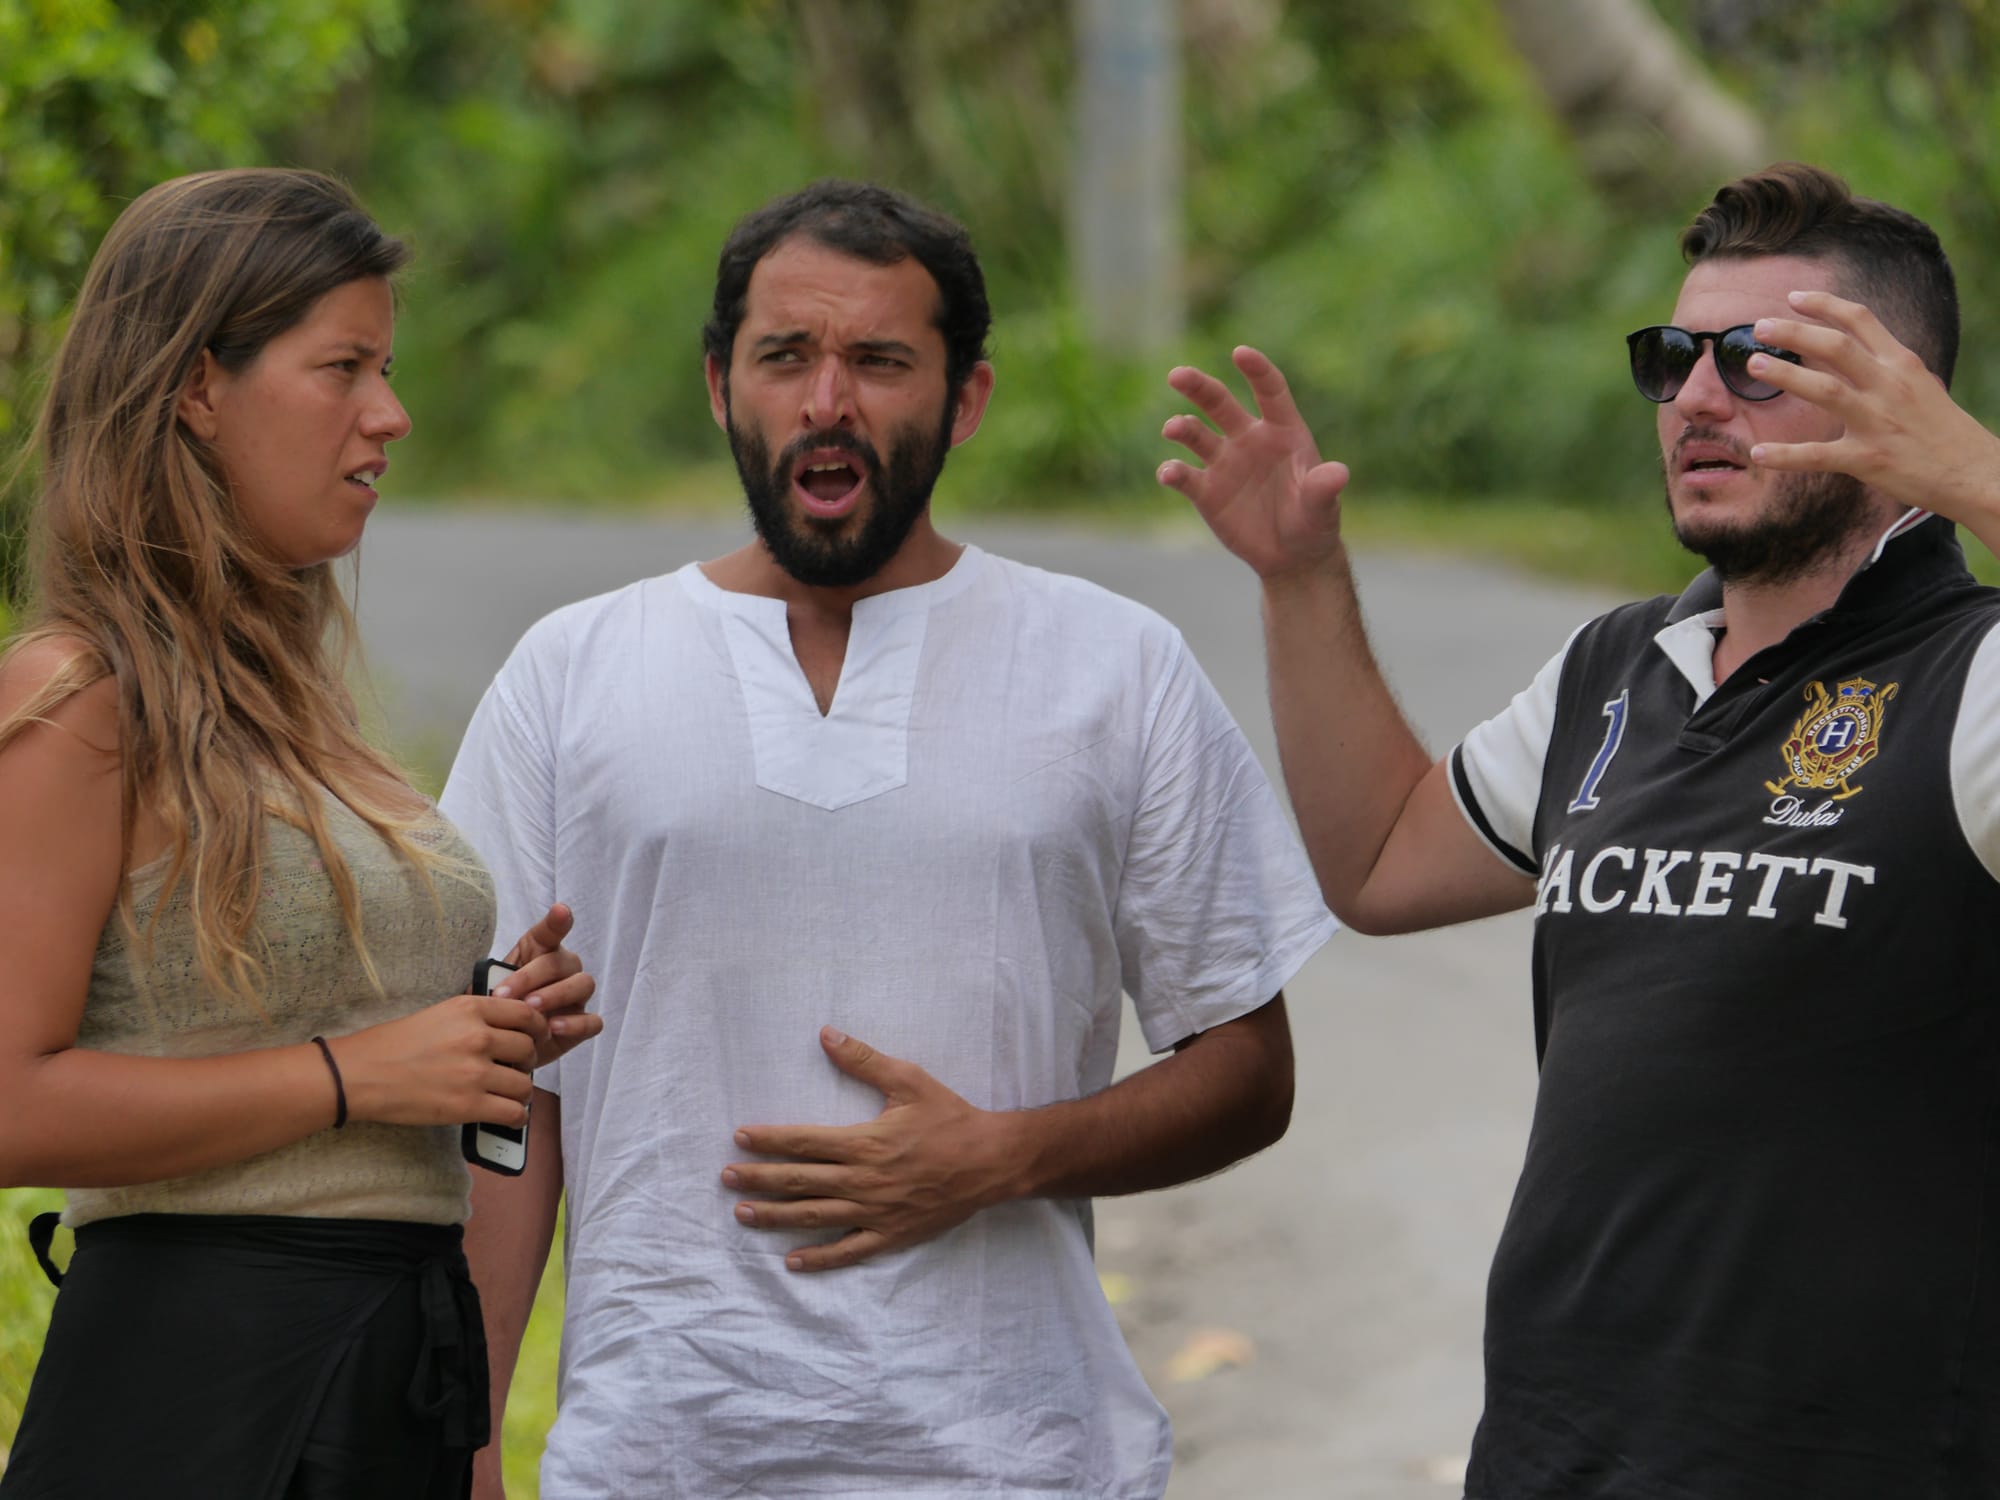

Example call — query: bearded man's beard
[1666,467,1875,587]
[727,400,954,589]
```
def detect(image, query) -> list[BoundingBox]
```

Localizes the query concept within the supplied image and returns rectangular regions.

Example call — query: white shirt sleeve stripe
[1950,616,2000,884]
[1451,624,1585,875]
[1450,744,1537,874]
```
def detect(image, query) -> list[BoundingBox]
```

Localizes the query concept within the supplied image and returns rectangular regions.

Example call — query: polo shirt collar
[1653,509,1972,706]
[1664,508,1963,625]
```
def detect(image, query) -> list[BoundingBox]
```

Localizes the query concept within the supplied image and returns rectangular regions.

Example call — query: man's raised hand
[1747,289,2000,541]
[1158,346,1352,580]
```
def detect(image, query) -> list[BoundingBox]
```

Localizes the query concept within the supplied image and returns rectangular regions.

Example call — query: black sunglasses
[1625,324,1803,403]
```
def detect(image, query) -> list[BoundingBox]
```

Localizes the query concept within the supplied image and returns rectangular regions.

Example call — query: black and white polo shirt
[1450,512,2000,1499]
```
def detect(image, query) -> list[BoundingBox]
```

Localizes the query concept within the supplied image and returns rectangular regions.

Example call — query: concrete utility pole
[1070,0,1184,353]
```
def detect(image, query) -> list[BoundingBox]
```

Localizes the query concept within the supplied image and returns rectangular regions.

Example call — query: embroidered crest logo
[1765,676,1899,801]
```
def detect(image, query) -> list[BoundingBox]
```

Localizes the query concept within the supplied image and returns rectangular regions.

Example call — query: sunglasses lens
[1715,326,1790,400]
[1628,328,1697,403]
[1627,326,1801,402]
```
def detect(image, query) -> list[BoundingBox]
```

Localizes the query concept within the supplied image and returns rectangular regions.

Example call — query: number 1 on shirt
[1567,691,1630,814]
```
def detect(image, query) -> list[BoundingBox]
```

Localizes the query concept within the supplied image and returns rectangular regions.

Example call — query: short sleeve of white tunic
[440,545,1334,1499]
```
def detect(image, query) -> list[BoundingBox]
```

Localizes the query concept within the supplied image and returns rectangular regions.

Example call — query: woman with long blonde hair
[0,168,599,1498]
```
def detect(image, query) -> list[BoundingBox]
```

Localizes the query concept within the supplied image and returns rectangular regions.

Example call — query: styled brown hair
[1680,162,1959,388]
[703,180,992,396]
[3,168,459,1005]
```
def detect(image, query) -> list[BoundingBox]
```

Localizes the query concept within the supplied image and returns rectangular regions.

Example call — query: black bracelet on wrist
[309,1035,348,1129]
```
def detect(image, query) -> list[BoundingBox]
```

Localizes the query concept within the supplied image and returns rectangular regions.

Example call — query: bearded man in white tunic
[442,180,1335,1500]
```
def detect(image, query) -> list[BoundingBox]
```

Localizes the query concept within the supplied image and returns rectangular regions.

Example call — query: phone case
[461,958,530,1175]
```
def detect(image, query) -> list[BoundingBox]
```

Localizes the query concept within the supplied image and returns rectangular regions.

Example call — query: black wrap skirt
[1,1212,488,1500]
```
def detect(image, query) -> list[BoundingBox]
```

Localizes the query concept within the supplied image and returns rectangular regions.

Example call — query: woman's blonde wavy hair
[2,167,459,1007]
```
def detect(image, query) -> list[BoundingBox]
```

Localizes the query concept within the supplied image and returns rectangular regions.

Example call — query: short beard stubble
[726,396,955,589]
[1665,460,1875,589]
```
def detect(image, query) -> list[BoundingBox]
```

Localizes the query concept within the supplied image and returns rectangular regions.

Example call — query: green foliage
[0,0,404,431]
[356,0,1085,502]
[1214,113,1674,509]
[1665,0,2000,428]
[0,1188,62,1463]
[950,308,1167,506]
[497,1215,568,1498]
[1158,3,1691,517]
[355,0,1579,508]
[0,0,405,594]
[6,0,2000,1478]
[353,0,816,499]
[360,0,1927,519]
[8,0,2000,530]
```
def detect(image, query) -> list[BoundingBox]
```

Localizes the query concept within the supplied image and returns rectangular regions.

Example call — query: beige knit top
[63,793,497,1229]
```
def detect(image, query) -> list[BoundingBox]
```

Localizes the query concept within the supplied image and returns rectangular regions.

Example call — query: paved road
[356,508,1623,1499]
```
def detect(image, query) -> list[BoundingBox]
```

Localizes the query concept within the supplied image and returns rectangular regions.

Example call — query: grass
[0,1189,61,1468]
[497,1219,567,1497]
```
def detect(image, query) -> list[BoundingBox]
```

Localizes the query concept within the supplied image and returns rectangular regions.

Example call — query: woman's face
[179,276,410,568]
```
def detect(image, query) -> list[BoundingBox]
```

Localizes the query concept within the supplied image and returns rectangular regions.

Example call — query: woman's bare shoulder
[0,632,118,752]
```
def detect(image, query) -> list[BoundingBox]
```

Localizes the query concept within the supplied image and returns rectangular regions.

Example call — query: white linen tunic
[441,545,1335,1498]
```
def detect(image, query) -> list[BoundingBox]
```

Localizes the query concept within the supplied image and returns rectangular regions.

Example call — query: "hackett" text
[1534,842,1874,928]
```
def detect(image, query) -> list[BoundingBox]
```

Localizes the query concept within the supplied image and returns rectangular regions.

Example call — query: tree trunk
[1493,0,1769,211]
[792,0,930,190]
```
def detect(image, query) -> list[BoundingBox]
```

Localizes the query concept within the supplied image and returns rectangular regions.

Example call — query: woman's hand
[323,903,600,1129]
[328,994,545,1127]
[495,903,602,1068]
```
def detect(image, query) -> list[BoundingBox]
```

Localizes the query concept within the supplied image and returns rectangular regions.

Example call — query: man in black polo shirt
[1158,162,2000,1497]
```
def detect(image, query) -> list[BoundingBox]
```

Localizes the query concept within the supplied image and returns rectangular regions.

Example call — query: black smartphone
[461,957,529,1175]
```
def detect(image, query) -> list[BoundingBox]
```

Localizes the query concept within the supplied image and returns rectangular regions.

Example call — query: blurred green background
[3,0,1999,1488]
[5,0,1999,609]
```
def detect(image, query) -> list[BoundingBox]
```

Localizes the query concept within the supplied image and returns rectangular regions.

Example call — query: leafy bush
[0,1188,62,1466]
[12,0,1995,536]
[0,0,405,595]
[1681,0,2000,427]
[328,0,1679,514]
